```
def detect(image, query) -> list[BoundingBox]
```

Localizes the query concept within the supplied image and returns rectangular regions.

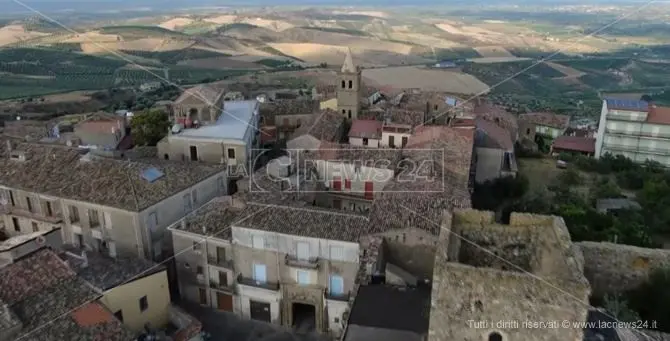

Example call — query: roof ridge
[247,202,370,220]
[124,160,141,211]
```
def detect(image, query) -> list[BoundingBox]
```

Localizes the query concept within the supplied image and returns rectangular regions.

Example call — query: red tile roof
[552,136,595,153]
[647,105,670,125]
[71,302,114,327]
[349,120,383,139]
[476,118,514,150]
[0,248,76,304]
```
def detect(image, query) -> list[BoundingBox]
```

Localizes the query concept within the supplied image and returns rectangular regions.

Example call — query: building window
[9,191,15,206]
[192,189,198,206]
[88,209,100,228]
[31,222,38,232]
[341,80,345,88]
[489,332,503,341]
[342,109,346,115]
[252,235,264,249]
[296,118,302,127]
[193,241,201,251]
[344,179,351,190]
[198,288,207,305]
[114,310,124,323]
[148,212,158,233]
[526,128,531,135]
[228,148,236,159]
[402,136,408,147]
[219,271,228,286]
[139,296,148,312]
[69,206,79,223]
[196,266,204,275]
[348,80,353,89]
[296,270,310,285]
[348,110,352,119]
[74,233,83,247]
[332,176,342,191]
[329,246,344,261]
[26,197,33,212]
[329,275,344,295]
[46,201,53,216]
[296,242,310,260]
[253,263,267,283]
[12,217,19,232]
[164,154,169,160]
[183,194,192,213]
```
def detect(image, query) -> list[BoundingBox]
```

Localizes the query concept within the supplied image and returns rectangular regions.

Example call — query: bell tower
[336,47,362,120]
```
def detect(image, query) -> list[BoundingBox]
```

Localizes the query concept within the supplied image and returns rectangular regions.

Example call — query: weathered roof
[360,108,425,127]
[0,249,135,341]
[475,118,514,150]
[0,141,226,212]
[341,47,358,74]
[406,126,475,178]
[552,136,595,153]
[349,120,383,139]
[348,284,431,333]
[174,84,223,106]
[75,112,124,135]
[308,142,402,170]
[259,99,319,126]
[170,197,248,240]
[61,248,164,291]
[473,101,518,138]
[519,112,570,130]
[290,109,345,143]
[236,203,370,242]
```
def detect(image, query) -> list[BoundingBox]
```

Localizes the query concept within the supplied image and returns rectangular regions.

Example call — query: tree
[627,267,670,332]
[130,109,170,146]
[603,294,640,322]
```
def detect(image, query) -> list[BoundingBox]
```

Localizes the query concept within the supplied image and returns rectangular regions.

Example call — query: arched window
[489,332,503,341]
[348,80,353,89]
[341,80,346,88]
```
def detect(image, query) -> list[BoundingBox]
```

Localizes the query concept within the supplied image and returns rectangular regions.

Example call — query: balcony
[237,275,279,291]
[209,280,236,294]
[6,207,63,224]
[603,143,667,156]
[606,128,670,140]
[325,291,350,302]
[208,256,234,270]
[285,254,319,270]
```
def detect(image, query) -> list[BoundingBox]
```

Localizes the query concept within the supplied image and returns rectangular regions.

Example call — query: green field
[119,48,230,64]
[0,47,253,99]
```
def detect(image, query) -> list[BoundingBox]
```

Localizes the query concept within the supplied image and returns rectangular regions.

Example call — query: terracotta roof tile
[349,120,383,139]
[259,99,320,125]
[519,112,570,130]
[406,126,475,178]
[476,118,514,150]
[291,109,345,143]
[552,136,595,153]
[647,105,670,125]
[71,302,114,327]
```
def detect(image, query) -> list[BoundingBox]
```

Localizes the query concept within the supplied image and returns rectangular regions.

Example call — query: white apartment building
[595,98,670,166]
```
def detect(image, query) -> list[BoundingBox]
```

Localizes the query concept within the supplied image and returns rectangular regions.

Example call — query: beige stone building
[158,100,260,174]
[168,197,376,338]
[0,140,228,261]
[428,210,591,341]
[172,84,225,126]
[337,48,362,120]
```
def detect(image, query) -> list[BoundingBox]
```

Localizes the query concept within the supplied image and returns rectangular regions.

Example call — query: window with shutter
[344,179,351,190]
[364,181,373,200]
[296,242,310,260]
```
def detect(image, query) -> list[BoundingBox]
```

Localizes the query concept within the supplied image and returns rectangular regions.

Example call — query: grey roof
[170,197,249,240]
[0,298,21,335]
[62,248,164,291]
[0,141,226,211]
[348,284,431,333]
[175,100,258,141]
[596,198,641,212]
[290,109,345,143]
[236,203,370,242]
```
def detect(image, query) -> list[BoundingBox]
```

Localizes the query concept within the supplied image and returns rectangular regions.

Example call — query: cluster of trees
[130,108,170,146]
[474,153,670,247]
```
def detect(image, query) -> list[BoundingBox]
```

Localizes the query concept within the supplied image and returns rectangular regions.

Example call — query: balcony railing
[285,254,319,269]
[237,275,279,291]
[325,291,350,302]
[606,128,670,140]
[208,256,234,270]
[7,207,63,223]
[209,280,236,294]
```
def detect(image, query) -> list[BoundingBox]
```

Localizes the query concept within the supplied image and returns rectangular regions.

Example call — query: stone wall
[577,241,670,298]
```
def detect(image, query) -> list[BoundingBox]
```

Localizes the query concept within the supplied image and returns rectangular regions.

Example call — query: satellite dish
[171,124,183,134]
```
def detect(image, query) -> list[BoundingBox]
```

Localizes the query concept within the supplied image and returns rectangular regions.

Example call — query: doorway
[250,300,271,322]
[189,146,198,161]
[292,302,316,332]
